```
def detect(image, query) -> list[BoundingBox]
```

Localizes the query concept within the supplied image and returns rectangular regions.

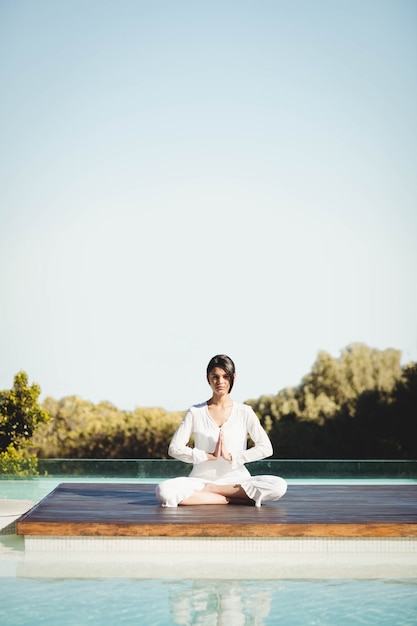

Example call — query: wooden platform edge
[16,520,417,538]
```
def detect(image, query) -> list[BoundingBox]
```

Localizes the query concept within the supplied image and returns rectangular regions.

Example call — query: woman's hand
[206,429,232,461]
[206,430,222,460]
[214,430,223,458]
[219,430,232,461]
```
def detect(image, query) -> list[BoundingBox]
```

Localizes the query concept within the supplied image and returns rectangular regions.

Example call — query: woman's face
[207,367,233,395]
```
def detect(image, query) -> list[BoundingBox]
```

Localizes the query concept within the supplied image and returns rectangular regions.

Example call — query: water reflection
[170,580,271,625]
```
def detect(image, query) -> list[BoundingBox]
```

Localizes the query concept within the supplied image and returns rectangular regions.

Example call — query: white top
[168,401,273,482]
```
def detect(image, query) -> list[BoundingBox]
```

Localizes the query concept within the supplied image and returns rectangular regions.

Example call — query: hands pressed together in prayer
[206,428,232,462]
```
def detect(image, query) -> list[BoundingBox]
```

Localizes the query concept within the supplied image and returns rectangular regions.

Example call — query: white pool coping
[0,537,414,580]
[0,500,35,534]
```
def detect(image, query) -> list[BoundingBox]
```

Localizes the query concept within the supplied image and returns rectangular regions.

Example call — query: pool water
[0,577,416,625]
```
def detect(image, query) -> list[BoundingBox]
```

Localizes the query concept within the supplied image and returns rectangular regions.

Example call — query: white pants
[155,475,287,508]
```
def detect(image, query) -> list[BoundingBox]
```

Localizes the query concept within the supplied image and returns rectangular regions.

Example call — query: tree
[385,362,417,458]
[248,344,402,426]
[300,343,401,419]
[30,395,184,459]
[0,371,49,474]
[246,344,411,459]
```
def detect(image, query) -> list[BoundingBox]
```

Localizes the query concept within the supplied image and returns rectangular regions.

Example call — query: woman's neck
[208,394,233,408]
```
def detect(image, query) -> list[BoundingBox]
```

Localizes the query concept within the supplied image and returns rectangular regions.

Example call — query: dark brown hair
[206,355,236,392]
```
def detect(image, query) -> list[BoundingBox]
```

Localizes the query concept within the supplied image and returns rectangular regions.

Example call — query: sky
[1,0,416,412]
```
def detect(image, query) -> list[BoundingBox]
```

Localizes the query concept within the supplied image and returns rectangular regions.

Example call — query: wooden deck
[16,482,417,538]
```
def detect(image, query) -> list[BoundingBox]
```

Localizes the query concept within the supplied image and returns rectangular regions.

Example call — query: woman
[155,355,287,507]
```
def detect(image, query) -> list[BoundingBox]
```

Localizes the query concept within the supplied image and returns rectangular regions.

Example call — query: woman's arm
[168,410,210,464]
[230,407,273,467]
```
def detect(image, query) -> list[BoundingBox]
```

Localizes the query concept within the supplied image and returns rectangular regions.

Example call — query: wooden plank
[16,521,417,537]
[16,482,417,538]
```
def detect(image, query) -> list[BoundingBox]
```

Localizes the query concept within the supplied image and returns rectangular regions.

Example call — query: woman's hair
[206,354,236,392]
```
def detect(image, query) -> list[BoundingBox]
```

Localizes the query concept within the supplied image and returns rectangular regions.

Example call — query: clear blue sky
[1,0,416,411]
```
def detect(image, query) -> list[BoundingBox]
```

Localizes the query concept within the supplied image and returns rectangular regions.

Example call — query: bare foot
[203,483,252,502]
[202,483,218,493]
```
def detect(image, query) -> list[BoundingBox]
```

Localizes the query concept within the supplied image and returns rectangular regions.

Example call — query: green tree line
[30,398,183,459]
[1,343,416,474]
[246,344,416,459]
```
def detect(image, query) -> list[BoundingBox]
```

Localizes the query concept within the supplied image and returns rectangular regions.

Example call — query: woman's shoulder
[187,401,207,414]
[233,401,256,415]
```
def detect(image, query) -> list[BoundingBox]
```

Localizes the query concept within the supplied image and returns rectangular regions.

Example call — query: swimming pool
[1,476,416,625]
[0,577,416,625]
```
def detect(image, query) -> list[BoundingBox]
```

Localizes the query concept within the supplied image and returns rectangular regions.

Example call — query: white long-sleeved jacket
[168,401,273,482]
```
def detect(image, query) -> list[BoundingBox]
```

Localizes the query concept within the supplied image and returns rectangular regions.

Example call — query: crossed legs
[179,483,252,506]
[155,475,287,507]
